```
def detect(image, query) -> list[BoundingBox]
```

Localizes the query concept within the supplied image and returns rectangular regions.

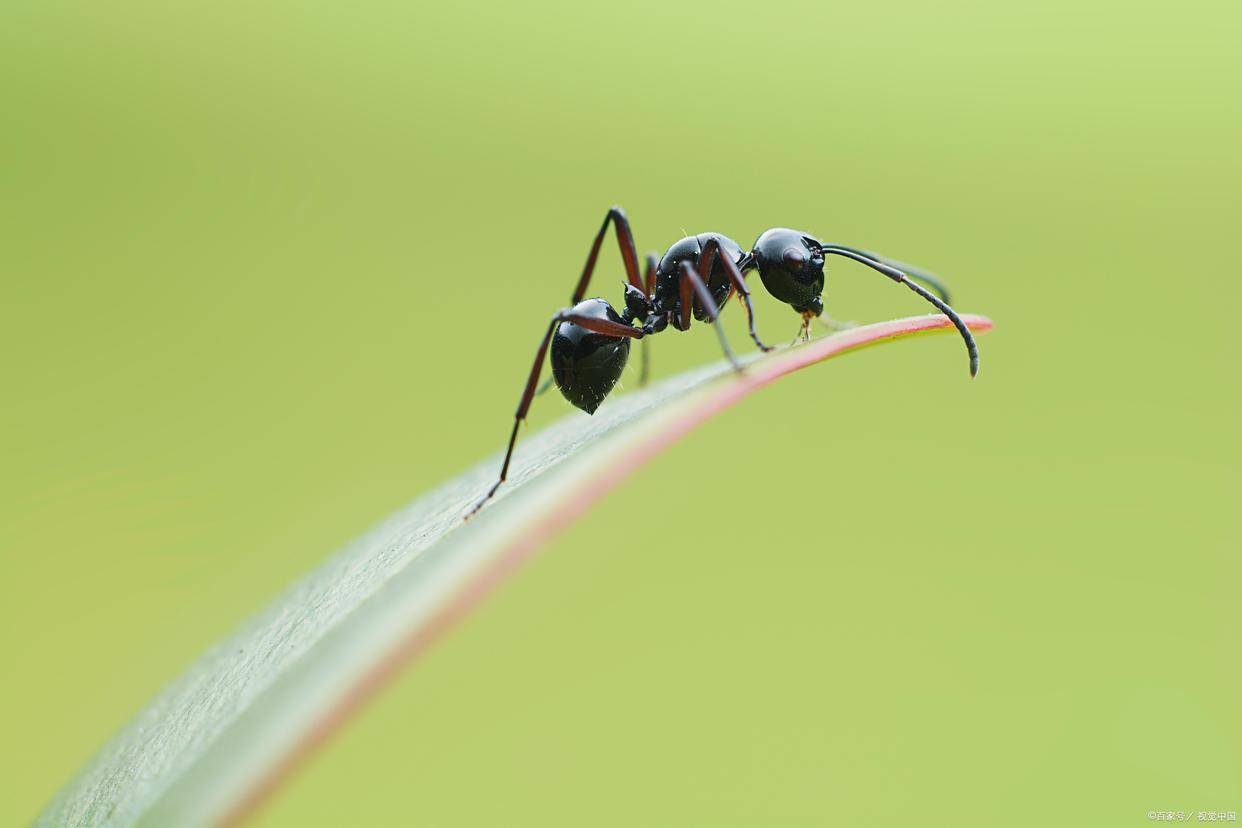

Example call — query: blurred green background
[2,0,1239,824]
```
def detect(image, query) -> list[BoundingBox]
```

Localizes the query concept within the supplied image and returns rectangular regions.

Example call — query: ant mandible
[464,206,979,519]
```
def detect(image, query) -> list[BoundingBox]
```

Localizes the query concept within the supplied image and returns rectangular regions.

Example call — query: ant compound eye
[782,247,808,269]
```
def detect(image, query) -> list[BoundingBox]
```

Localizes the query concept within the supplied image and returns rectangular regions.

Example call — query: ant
[465,206,979,519]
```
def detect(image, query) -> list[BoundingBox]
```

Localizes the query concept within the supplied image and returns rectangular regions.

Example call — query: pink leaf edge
[220,312,993,826]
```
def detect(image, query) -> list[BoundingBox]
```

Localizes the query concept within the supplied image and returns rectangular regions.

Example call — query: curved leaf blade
[34,314,993,828]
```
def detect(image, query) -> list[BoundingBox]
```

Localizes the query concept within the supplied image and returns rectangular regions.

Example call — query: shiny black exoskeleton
[752,228,827,317]
[549,298,631,414]
[465,206,980,518]
[652,233,744,327]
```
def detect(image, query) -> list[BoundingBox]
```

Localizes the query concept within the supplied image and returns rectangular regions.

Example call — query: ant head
[749,228,826,317]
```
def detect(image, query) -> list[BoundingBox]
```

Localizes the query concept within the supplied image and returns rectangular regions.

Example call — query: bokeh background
[3,0,1239,824]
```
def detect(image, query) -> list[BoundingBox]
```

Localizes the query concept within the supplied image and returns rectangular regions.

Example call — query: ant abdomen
[549,298,631,414]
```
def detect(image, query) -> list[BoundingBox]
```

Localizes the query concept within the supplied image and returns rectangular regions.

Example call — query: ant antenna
[899,267,952,305]
[820,247,979,377]
[823,246,954,304]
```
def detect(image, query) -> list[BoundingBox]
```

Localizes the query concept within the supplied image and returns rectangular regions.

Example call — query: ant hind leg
[465,308,643,520]
[637,252,657,387]
[572,206,645,303]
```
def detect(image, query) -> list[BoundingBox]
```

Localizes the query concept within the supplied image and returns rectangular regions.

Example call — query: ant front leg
[466,309,643,520]
[679,261,742,373]
[699,240,772,352]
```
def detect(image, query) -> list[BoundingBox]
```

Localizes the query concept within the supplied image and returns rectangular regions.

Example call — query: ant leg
[790,315,811,346]
[699,239,772,352]
[572,206,645,303]
[467,317,558,518]
[466,317,558,519]
[679,262,742,373]
[677,263,694,330]
[560,312,644,338]
[466,310,643,519]
[638,252,657,386]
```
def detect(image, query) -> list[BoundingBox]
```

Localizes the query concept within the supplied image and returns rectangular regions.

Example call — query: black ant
[465,206,979,518]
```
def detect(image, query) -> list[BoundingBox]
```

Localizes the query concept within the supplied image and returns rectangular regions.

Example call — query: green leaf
[34,314,992,828]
